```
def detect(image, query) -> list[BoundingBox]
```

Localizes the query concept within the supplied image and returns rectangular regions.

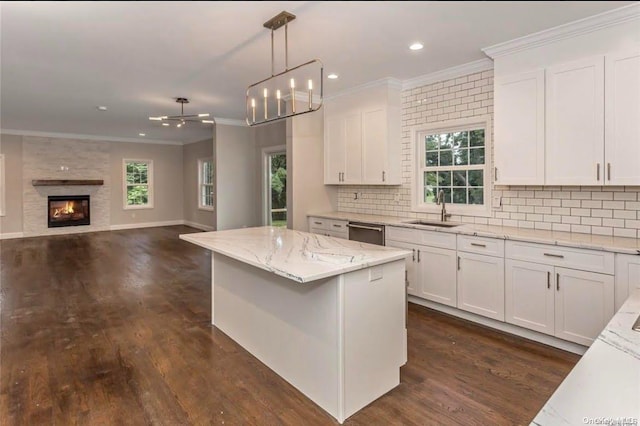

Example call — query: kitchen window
[412,117,491,216]
[198,158,214,211]
[123,159,154,209]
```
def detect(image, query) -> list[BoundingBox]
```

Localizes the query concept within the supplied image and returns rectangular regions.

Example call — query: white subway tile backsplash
[337,68,640,237]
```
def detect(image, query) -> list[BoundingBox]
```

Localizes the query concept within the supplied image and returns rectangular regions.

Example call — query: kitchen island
[179,226,410,423]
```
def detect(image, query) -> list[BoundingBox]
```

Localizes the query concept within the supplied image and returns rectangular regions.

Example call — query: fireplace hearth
[48,195,90,228]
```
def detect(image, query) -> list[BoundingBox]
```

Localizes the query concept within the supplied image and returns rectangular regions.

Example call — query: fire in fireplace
[48,195,90,228]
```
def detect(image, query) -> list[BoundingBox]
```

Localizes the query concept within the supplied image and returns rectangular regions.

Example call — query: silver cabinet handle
[412,248,415,262]
[544,253,564,259]
[346,223,383,232]
[596,163,600,181]
[457,256,461,270]
[556,273,560,291]
[417,249,421,263]
[607,163,611,181]
[495,167,498,182]
[547,271,550,289]
[382,171,386,182]
[470,242,486,248]
[332,224,343,228]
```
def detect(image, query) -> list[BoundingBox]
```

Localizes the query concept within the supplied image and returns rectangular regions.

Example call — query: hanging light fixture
[246,11,323,126]
[149,98,216,127]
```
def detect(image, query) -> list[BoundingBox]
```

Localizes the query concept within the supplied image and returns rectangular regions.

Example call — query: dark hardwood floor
[0,226,579,425]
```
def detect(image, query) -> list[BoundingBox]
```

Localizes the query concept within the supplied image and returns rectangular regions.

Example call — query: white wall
[0,134,23,235]
[215,124,258,230]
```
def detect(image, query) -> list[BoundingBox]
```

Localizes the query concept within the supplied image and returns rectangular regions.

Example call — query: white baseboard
[109,220,184,231]
[408,295,587,356]
[183,221,215,231]
[0,232,25,240]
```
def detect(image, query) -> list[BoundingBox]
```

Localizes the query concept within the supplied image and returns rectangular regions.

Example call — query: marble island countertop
[309,211,640,255]
[531,290,640,425]
[180,226,410,283]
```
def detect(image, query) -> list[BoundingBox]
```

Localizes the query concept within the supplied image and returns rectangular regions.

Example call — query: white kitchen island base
[212,253,405,423]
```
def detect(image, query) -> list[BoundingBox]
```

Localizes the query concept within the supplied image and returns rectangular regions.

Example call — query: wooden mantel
[32,179,104,186]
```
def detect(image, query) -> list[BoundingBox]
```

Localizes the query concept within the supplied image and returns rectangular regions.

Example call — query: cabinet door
[417,245,457,307]
[554,267,614,346]
[494,70,545,185]
[324,115,346,184]
[386,240,418,296]
[614,254,640,311]
[361,107,388,184]
[505,260,555,335]
[457,252,505,321]
[343,112,363,184]
[546,56,605,185]
[605,50,640,185]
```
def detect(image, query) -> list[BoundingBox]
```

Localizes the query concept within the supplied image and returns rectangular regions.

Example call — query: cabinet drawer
[457,235,504,257]
[505,240,614,275]
[386,226,456,250]
[308,217,329,230]
[327,220,348,233]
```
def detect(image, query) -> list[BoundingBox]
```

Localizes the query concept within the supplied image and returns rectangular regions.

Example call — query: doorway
[263,146,287,227]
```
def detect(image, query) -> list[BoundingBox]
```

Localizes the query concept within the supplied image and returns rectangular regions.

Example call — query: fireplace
[48,195,90,228]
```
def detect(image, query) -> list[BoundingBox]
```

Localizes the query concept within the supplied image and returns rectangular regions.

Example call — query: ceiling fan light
[198,113,210,117]
[202,120,215,124]
[162,123,170,126]
[149,116,162,121]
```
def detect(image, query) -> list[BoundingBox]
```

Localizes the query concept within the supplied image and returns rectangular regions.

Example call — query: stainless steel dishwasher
[347,222,385,245]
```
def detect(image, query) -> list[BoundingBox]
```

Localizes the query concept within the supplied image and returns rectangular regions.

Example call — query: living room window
[123,159,154,209]
[198,158,214,211]
[412,117,491,216]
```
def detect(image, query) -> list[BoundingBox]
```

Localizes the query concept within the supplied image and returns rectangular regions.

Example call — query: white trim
[402,58,494,90]
[482,3,640,59]
[123,159,154,210]
[183,220,215,231]
[261,145,287,226]
[215,118,247,127]
[0,232,24,240]
[0,154,5,217]
[0,128,183,146]
[197,157,215,211]
[408,296,587,355]
[109,220,183,231]
[410,116,493,218]
[325,77,402,101]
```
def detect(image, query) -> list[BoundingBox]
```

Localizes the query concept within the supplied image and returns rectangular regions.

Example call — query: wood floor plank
[0,226,579,425]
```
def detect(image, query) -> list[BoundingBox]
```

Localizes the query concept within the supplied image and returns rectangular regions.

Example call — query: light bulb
[276,90,281,100]
[251,98,256,107]
[308,80,313,90]
[290,78,295,89]
[263,88,268,98]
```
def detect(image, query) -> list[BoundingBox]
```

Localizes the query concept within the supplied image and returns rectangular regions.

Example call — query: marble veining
[309,211,640,255]
[180,227,410,283]
[531,290,640,425]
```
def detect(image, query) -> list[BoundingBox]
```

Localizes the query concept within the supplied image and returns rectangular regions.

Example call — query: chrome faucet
[435,190,452,222]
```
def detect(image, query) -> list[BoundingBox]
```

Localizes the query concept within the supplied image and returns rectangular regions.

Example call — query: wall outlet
[492,196,502,209]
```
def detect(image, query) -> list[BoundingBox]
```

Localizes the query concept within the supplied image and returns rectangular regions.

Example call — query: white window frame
[0,154,5,217]
[198,157,214,211]
[122,159,154,210]
[411,116,492,217]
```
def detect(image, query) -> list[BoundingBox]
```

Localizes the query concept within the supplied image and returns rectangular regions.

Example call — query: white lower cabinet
[386,240,419,296]
[457,251,505,321]
[419,245,457,307]
[505,241,615,346]
[615,254,640,311]
[308,217,348,239]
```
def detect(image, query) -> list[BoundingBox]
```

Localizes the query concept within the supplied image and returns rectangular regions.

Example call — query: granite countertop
[309,211,640,255]
[531,290,640,425]
[179,226,410,283]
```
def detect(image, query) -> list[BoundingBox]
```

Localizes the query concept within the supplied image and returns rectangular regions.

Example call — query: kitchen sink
[402,220,462,228]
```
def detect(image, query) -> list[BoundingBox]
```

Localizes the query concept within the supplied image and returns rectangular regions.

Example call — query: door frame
[262,145,287,226]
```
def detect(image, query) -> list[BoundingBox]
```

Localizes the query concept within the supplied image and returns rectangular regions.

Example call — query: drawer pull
[470,242,487,248]
[332,224,343,228]
[417,249,421,263]
[314,221,322,225]
[457,256,461,270]
[543,253,564,259]
[547,271,550,289]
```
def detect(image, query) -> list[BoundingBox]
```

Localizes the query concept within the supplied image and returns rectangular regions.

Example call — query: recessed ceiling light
[409,42,424,51]
[138,133,146,136]
[327,73,339,80]
[96,106,108,111]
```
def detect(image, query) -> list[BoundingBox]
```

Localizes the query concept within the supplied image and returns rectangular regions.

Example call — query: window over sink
[412,116,491,217]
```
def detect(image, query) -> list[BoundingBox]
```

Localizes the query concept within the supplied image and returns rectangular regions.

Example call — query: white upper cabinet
[605,50,640,185]
[324,81,401,185]
[545,56,605,185]
[494,70,545,185]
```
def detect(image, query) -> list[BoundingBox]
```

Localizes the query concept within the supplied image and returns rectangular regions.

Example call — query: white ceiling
[0,1,633,144]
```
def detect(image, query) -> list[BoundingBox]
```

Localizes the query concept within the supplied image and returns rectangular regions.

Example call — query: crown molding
[0,128,184,145]
[325,77,402,101]
[214,117,247,127]
[402,58,494,91]
[482,3,640,59]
